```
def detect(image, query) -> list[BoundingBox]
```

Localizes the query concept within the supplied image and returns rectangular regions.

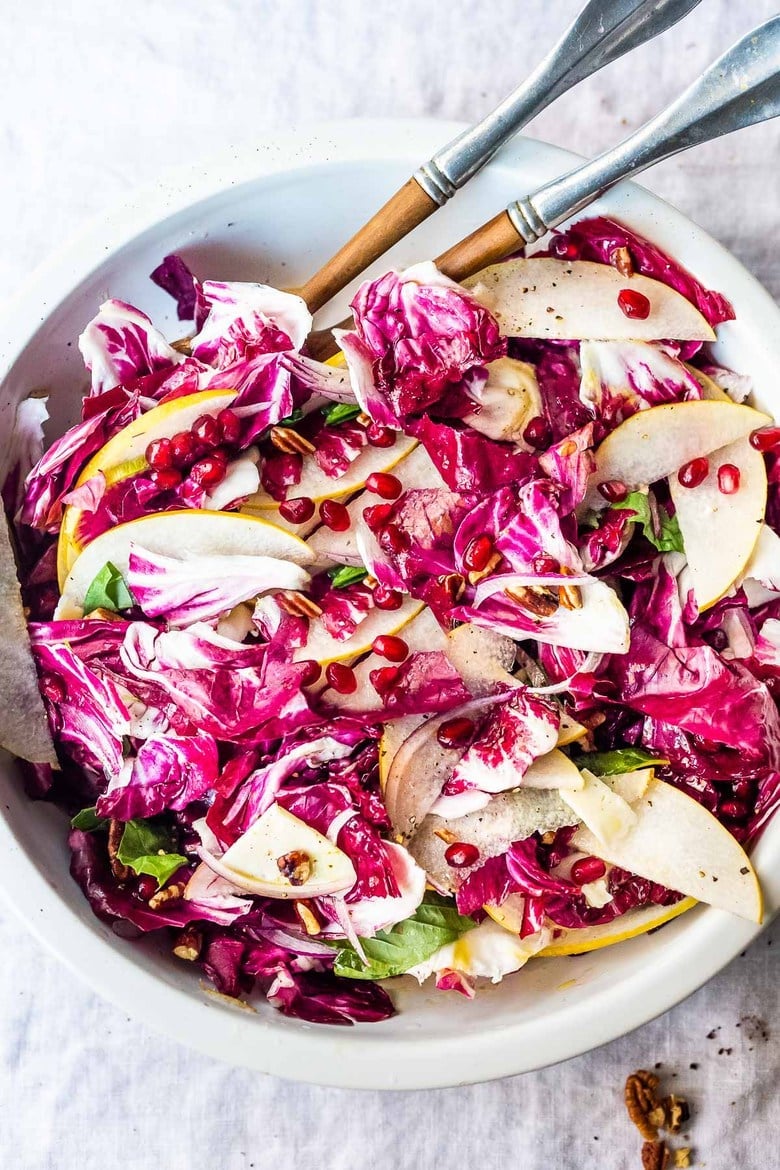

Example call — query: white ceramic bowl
[1,119,778,1090]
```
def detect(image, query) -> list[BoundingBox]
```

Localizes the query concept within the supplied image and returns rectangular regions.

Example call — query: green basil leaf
[275,407,305,428]
[70,806,109,832]
[322,402,362,426]
[614,491,684,554]
[327,565,368,590]
[117,819,188,889]
[332,892,477,980]
[582,747,667,776]
[82,561,135,615]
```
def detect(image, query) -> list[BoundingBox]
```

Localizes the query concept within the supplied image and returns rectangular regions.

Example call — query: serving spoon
[306,15,780,361]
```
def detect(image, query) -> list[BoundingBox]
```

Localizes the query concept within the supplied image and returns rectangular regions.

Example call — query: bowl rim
[0,117,777,1090]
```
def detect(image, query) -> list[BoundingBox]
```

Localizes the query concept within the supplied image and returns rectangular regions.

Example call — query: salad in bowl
[4,216,778,1028]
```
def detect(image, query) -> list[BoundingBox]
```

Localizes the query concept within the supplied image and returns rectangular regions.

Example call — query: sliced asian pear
[591,400,771,494]
[600,768,654,804]
[486,893,696,953]
[522,748,585,791]
[242,434,417,515]
[293,596,423,667]
[203,803,356,899]
[444,622,517,697]
[464,258,715,342]
[306,443,445,566]
[379,714,427,791]
[557,711,588,747]
[687,365,730,402]
[559,769,637,845]
[670,435,767,611]
[738,522,780,607]
[384,708,470,842]
[573,777,763,922]
[460,356,543,444]
[57,389,237,579]
[58,510,314,613]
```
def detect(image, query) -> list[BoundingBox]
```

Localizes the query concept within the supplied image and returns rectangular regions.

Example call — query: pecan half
[505,584,559,617]
[107,820,131,881]
[173,925,203,962]
[612,245,635,278]
[269,425,315,455]
[278,591,323,618]
[641,1140,670,1170]
[625,1070,662,1141]
[277,850,312,886]
[148,881,186,911]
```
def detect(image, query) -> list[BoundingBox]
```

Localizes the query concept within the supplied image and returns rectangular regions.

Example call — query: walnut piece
[173,926,203,962]
[268,425,315,455]
[625,1069,662,1141]
[641,1140,670,1170]
[277,850,312,886]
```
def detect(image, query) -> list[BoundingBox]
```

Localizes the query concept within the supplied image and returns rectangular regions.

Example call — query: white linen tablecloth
[0,2,777,1166]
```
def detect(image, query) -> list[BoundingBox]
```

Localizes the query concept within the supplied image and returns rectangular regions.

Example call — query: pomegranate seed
[369,665,400,695]
[523,416,551,449]
[149,468,183,492]
[373,584,403,611]
[378,523,409,555]
[570,856,607,885]
[444,842,480,868]
[40,674,66,702]
[192,413,221,448]
[717,463,740,495]
[463,534,494,572]
[749,425,780,453]
[298,659,322,686]
[372,634,409,662]
[217,407,242,444]
[366,471,402,499]
[677,457,709,488]
[279,496,316,524]
[437,717,476,749]
[363,503,394,532]
[319,499,351,531]
[137,876,158,900]
[552,237,580,261]
[170,430,197,468]
[719,799,750,822]
[325,662,357,694]
[732,778,754,799]
[145,437,174,469]
[532,553,559,574]
[366,423,396,448]
[617,288,651,320]
[189,454,227,488]
[597,480,628,504]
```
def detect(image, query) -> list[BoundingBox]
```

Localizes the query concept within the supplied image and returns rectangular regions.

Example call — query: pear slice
[465,258,716,342]
[460,356,543,443]
[443,622,517,696]
[559,769,637,845]
[293,596,423,666]
[669,435,767,611]
[522,748,585,791]
[591,400,771,493]
[557,711,588,746]
[379,714,426,790]
[573,777,763,921]
[59,509,314,613]
[384,710,468,841]
[203,803,356,899]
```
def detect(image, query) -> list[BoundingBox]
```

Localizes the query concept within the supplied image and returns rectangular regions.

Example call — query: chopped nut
[269,425,315,455]
[625,1070,662,1141]
[612,245,635,277]
[173,925,202,962]
[294,900,322,936]
[467,550,503,586]
[558,582,583,610]
[148,881,186,910]
[277,591,323,618]
[277,850,312,886]
[648,1105,667,1130]
[170,336,194,356]
[673,1149,692,1169]
[505,584,560,617]
[438,572,467,603]
[641,1140,670,1170]
[364,574,378,589]
[541,831,556,845]
[663,1095,690,1134]
[433,827,459,845]
[356,412,372,427]
[107,819,131,881]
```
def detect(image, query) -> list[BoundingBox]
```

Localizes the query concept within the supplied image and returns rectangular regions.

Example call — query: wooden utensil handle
[434,210,521,283]
[297,178,438,313]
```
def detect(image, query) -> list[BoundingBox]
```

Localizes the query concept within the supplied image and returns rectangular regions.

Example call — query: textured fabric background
[0,2,778,1167]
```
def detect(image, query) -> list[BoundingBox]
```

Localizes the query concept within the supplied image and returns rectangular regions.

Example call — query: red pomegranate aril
[732,777,754,799]
[532,553,559,574]
[677,457,709,489]
[379,523,409,555]
[523,416,551,449]
[319,499,351,531]
[145,436,174,470]
[463,534,494,573]
[372,634,409,662]
[437,717,476,749]
[366,471,402,499]
[749,425,780,453]
[170,430,197,467]
[192,413,221,448]
[217,407,242,445]
[369,665,400,695]
[373,584,403,610]
[363,503,394,532]
[189,454,227,488]
[325,662,357,694]
[366,423,396,448]
[597,480,628,504]
[570,856,607,885]
[149,468,183,492]
[298,659,322,686]
[279,496,316,524]
[136,876,158,901]
[40,674,66,703]
[444,842,480,868]
[717,463,740,495]
[556,240,580,260]
[719,799,750,822]
[617,288,651,320]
